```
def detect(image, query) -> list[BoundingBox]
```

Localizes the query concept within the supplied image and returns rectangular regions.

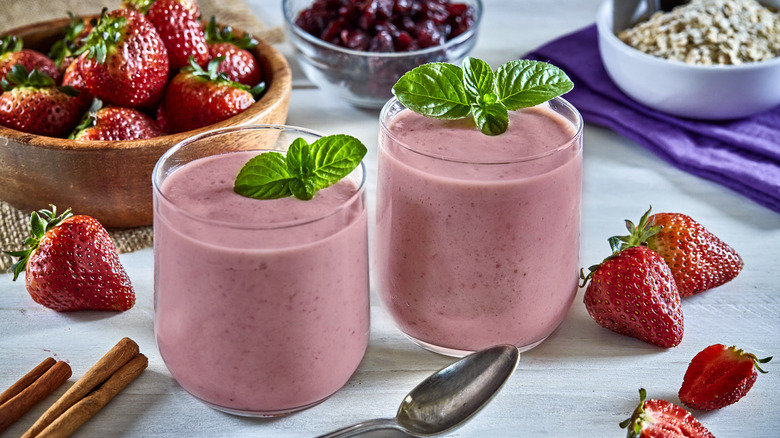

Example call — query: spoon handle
[316,418,405,438]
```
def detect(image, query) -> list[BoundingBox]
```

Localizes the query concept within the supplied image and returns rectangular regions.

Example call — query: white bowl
[596,0,780,120]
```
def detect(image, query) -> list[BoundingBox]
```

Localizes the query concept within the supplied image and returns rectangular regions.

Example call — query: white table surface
[2,1,779,436]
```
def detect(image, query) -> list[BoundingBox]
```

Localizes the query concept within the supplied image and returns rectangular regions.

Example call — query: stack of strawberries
[0,0,265,141]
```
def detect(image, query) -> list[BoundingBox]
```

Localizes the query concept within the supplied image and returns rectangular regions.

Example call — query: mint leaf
[463,57,495,101]
[472,102,509,136]
[234,134,367,201]
[234,152,294,199]
[392,57,574,136]
[495,60,574,110]
[392,62,471,119]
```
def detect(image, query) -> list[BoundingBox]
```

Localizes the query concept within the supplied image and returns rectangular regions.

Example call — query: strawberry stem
[4,205,73,281]
[620,388,652,438]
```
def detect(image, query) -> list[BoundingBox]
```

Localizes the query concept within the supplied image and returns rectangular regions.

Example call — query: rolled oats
[618,0,780,65]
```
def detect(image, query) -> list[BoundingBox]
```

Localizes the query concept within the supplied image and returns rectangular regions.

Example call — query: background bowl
[282,0,482,109]
[0,16,292,228]
[596,0,780,120]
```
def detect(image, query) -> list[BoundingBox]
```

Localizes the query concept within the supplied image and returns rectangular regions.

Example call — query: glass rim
[282,0,483,59]
[378,96,584,165]
[152,124,368,231]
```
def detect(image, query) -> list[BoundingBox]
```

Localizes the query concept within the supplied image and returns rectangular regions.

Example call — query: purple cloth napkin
[527,25,780,214]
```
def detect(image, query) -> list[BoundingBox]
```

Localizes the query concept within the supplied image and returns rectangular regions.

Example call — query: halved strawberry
[620,388,714,438]
[679,344,772,410]
[581,243,683,348]
[4,206,135,312]
[615,207,743,297]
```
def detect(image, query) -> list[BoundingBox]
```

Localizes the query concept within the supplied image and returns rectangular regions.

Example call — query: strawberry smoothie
[375,97,583,356]
[153,128,369,416]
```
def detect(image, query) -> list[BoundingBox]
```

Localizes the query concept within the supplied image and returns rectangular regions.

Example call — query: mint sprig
[392,57,574,136]
[234,134,367,201]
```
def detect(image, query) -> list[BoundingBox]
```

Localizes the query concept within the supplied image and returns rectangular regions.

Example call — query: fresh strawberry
[0,65,90,137]
[0,35,60,82]
[620,388,714,438]
[157,56,264,133]
[48,12,92,73]
[146,0,209,70]
[69,99,163,141]
[679,344,772,410]
[204,16,263,86]
[78,8,169,108]
[61,53,91,94]
[581,242,683,348]
[4,206,135,312]
[615,207,743,297]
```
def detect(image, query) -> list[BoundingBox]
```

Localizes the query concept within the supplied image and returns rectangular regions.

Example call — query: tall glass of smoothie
[375,96,583,357]
[152,125,369,416]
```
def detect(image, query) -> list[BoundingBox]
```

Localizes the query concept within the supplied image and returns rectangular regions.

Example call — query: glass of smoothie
[152,125,369,416]
[375,95,583,357]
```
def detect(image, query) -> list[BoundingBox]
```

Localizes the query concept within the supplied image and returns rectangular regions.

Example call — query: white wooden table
[2,0,779,436]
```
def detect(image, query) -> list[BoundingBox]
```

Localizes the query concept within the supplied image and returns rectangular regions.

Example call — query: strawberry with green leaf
[69,99,163,141]
[77,8,169,108]
[157,56,264,133]
[4,206,135,312]
[620,388,714,438]
[0,64,90,137]
[48,12,92,72]
[679,344,772,410]
[0,35,59,82]
[616,209,743,297]
[146,0,210,70]
[204,16,263,86]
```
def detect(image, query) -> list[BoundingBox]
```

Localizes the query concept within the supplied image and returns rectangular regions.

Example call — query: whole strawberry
[48,12,92,73]
[146,0,210,70]
[78,8,169,108]
[581,243,683,348]
[61,53,91,94]
[70,99,163,141]
[157,56,264,133]
[620,388,714,438]
[204,16,263,86]
[0,65,90,137]
[5,206,135,312]
[615,207,743,297]
[0,35,60,82]
[679,344,771,410]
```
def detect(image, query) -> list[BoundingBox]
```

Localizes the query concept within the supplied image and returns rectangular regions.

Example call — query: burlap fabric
[0,0,282,272]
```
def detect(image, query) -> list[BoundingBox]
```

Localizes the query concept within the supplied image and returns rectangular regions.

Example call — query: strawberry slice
[5,206,135,312]
[620,388,714,438]
[679,344,772,410]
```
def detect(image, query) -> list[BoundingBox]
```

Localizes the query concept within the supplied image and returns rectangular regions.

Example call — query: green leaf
[472,102,509,136]
[495,59,573,110]
[462,57,495,102]
[392,62,471,119]
[233,134,367,201]
[234,152,294,199]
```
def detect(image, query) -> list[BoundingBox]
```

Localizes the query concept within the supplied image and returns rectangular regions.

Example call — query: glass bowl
[283,0,483,109]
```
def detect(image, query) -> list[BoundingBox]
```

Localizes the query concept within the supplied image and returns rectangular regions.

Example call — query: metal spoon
[613,0,690,32]
[316,344,520,438]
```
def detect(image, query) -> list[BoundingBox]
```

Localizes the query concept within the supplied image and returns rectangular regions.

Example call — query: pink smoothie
[154,150,369,415]
[375,99,582,355]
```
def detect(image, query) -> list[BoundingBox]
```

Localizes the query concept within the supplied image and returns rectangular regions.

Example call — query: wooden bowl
[0,16,292,228]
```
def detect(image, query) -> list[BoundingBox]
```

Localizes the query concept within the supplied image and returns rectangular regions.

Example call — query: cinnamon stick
[0,360,71,434]
[0,357,56,405]
[21,337,140,438]
[35,354,148,438]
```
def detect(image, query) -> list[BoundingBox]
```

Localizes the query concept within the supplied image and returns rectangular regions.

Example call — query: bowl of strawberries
[0,0,292,228]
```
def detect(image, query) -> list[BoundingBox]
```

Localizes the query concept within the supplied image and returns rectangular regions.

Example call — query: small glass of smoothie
[375,96,583,357]
[152,125,369,416]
